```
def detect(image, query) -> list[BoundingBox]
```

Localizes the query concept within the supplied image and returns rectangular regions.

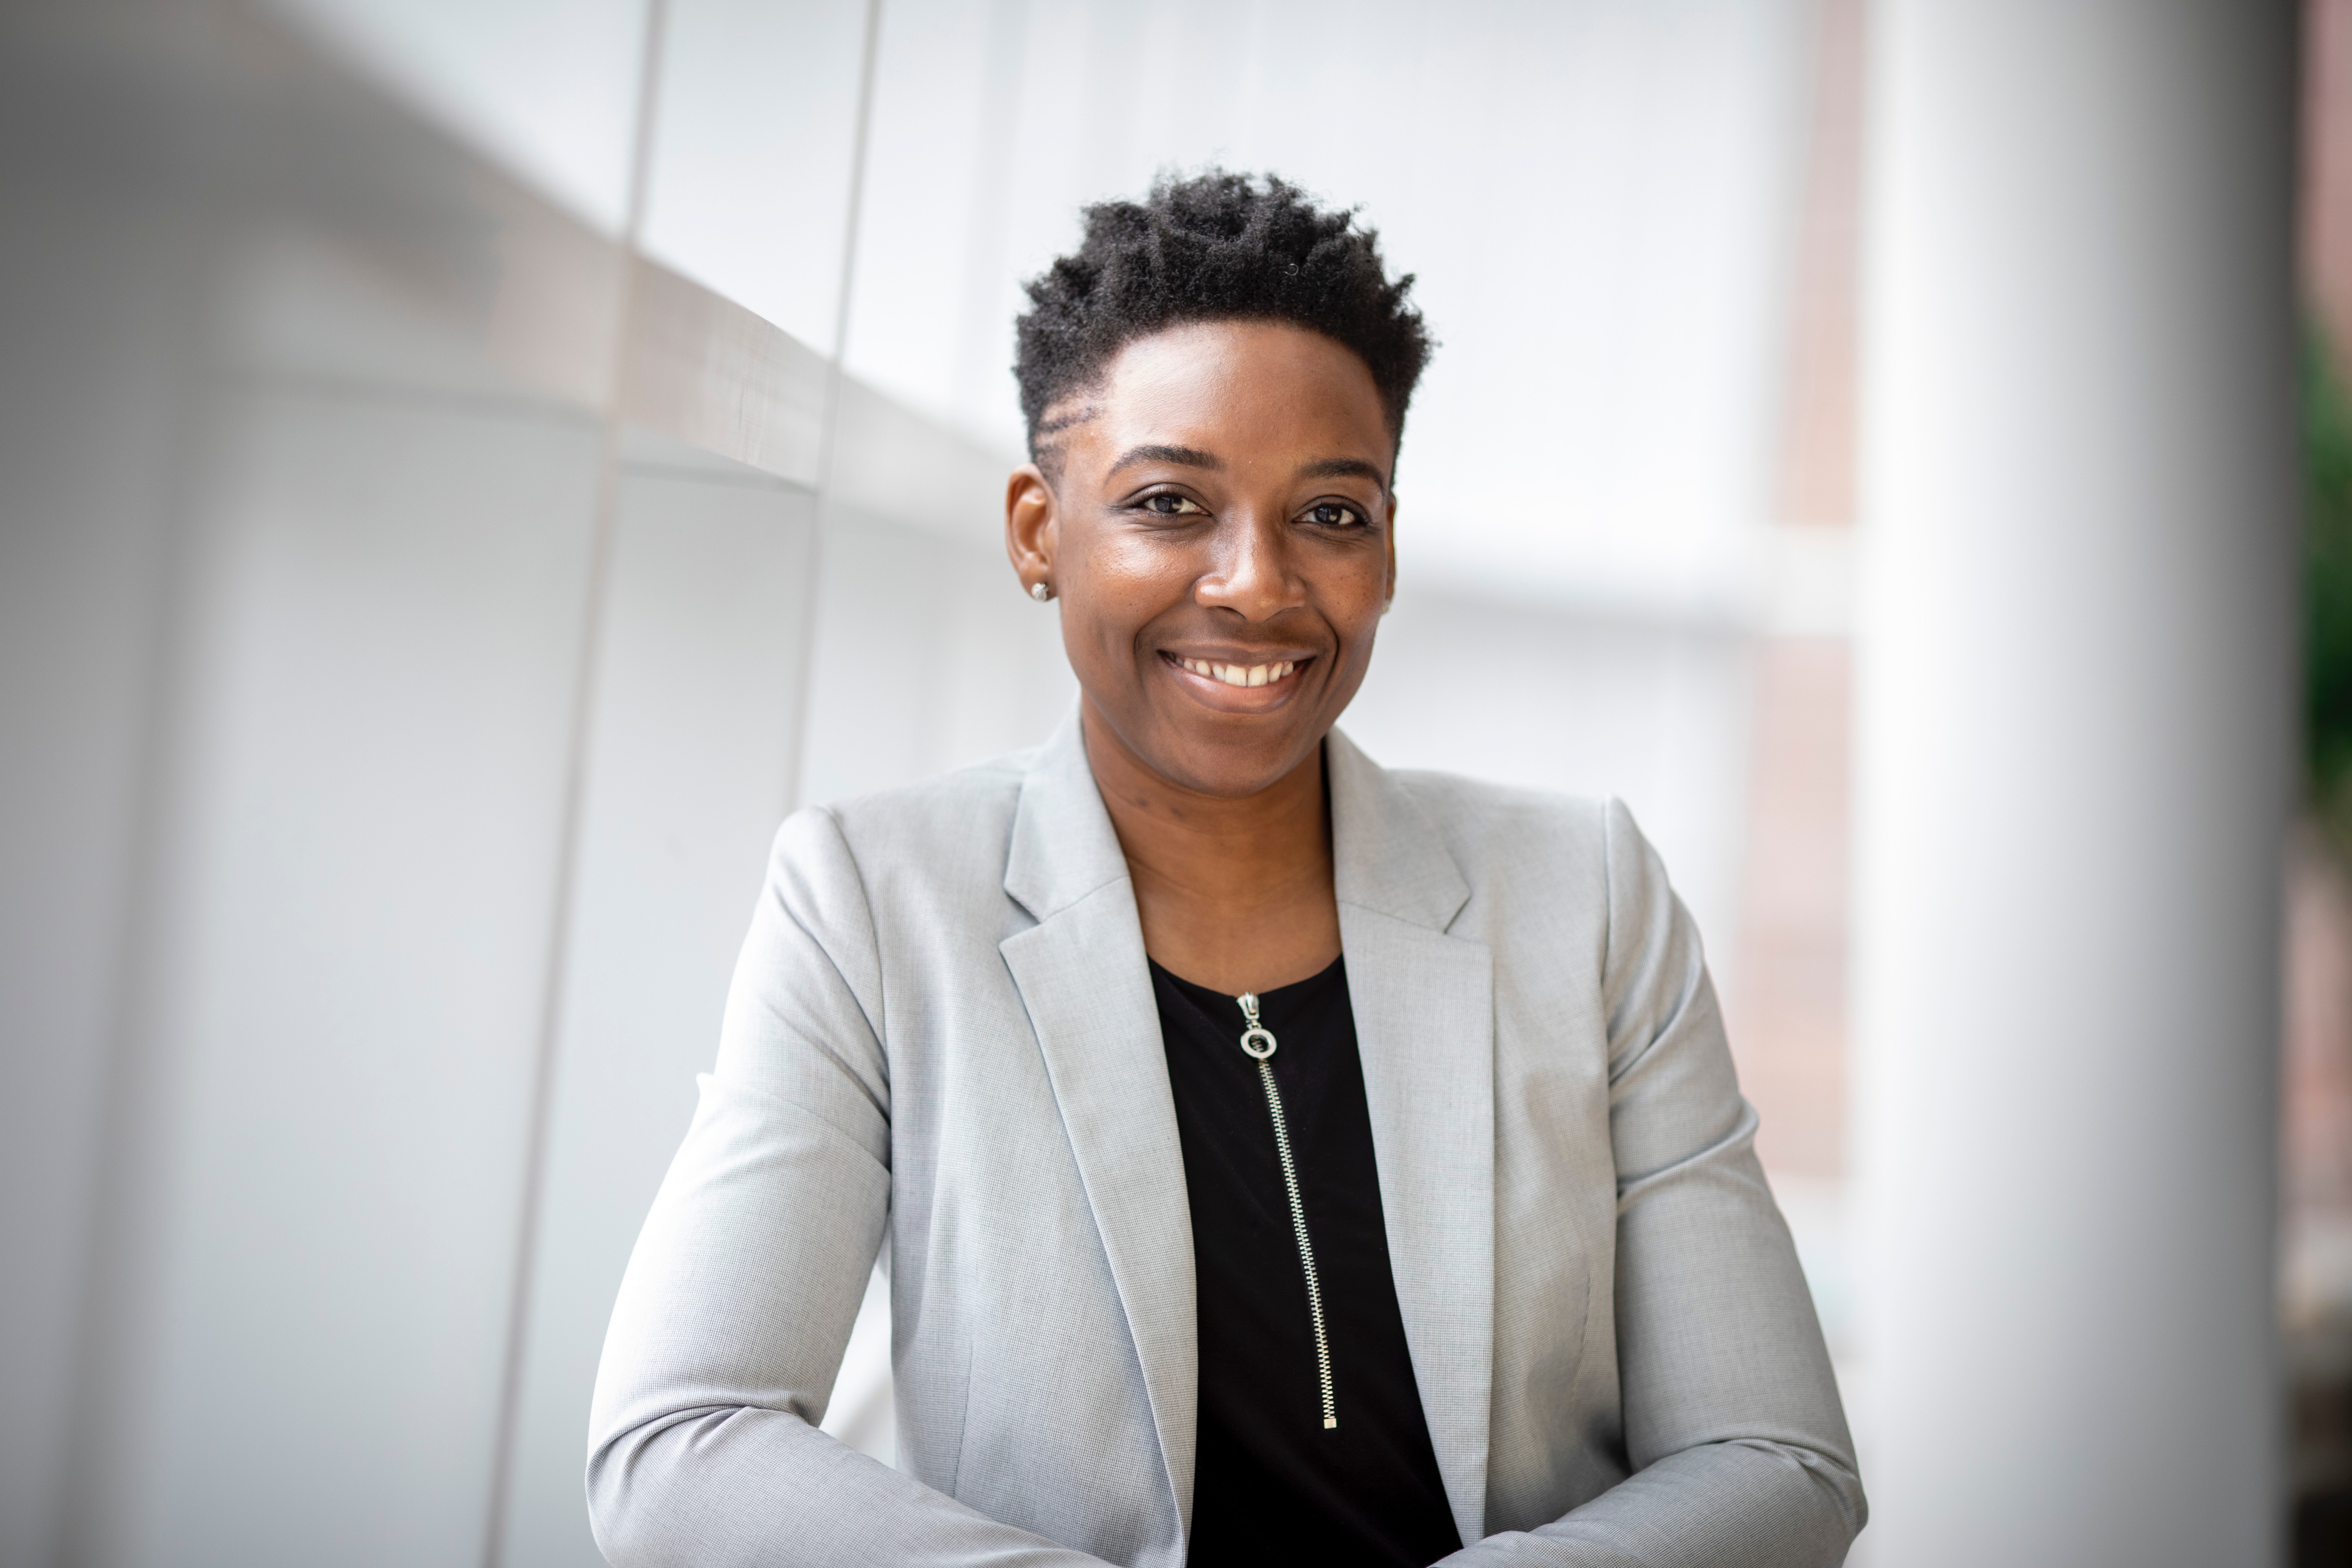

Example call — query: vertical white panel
[262,0,651,233]
[500,467,817,1568]
[0,189,206,1568]
[109,385,600,1568]
[640,0,869,350]
[844,0,1025,439]
[1853,2,2294,1563]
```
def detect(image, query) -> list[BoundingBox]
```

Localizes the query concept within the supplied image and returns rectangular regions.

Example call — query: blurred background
[0,0,2334,1563]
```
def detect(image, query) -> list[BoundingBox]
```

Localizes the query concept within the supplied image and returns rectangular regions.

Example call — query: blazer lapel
[999,714,1198,1532]
[1328,728,1496,1547]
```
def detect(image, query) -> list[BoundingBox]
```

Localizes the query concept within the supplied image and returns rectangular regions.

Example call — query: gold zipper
[1236,991,1337,1430]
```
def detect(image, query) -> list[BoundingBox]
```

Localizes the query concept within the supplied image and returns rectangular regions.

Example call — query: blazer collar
[1002,708,1129,924]
[1325,726,1472,933]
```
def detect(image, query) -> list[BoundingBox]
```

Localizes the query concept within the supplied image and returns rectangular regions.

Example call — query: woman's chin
[1129,717,1324,800]
[1082,662,1352,801]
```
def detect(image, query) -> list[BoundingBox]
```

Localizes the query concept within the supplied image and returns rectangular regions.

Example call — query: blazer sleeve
[584,807,1108,1568]
[1443,799,1867,1567]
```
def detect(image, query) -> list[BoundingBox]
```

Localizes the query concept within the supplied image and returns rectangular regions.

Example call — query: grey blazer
[587,716,1865,1566]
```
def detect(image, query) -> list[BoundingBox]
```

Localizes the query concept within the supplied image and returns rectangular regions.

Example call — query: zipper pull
[1237,992,1278,1060]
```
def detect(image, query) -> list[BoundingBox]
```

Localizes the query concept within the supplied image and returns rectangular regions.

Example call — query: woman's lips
[1168,653,1306,690]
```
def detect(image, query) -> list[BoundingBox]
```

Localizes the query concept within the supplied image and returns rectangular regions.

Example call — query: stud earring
[1030,582,1053,602]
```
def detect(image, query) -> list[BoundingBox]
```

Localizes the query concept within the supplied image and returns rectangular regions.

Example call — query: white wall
[271,0,652,235]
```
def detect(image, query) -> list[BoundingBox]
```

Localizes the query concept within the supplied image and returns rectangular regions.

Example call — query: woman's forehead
[1059,321,1391,464]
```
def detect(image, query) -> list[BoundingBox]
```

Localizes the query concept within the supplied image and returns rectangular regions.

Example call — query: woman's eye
[1304,502,1366,527]
[1141,493,1206,517]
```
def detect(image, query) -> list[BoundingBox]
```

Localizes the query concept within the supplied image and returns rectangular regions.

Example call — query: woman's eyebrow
[1297,457,1386,483]
[1108,443,1222,474]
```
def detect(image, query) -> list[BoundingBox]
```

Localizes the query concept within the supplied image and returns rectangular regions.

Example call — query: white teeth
[1178,656,1296,689]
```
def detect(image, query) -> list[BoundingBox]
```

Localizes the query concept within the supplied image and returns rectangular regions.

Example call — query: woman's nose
[1196,512,1303,621]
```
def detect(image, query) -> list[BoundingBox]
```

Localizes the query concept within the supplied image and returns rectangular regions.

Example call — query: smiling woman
[587,173,1865,1568]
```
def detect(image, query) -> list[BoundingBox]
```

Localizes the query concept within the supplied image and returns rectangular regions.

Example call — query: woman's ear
[1005,464,1057,600]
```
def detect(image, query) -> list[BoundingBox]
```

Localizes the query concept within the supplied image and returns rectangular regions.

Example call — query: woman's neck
[1082,705,1343,995]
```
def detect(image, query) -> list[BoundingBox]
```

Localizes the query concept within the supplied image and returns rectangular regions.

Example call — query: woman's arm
[584,807,1108,1568]
[1443,799,1866,1567]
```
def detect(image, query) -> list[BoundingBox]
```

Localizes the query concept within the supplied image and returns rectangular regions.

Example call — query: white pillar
[1853,5,2296,1565]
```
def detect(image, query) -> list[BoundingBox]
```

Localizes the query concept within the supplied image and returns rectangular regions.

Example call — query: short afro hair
[1014,170,1433,476]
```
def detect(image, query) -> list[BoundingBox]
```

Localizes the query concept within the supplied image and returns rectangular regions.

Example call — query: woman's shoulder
[729,753,1047,1014]
[783,748,1035,867]
[1380,766,1662,904]
[1385,765,1612,849]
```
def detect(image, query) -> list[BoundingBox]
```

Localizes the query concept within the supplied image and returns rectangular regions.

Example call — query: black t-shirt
[1150,956,1462,1568]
